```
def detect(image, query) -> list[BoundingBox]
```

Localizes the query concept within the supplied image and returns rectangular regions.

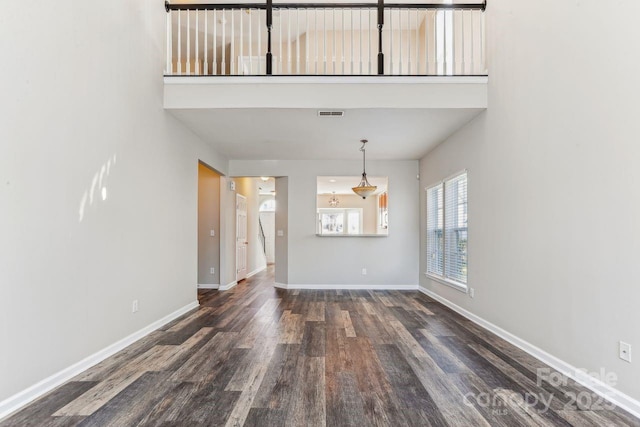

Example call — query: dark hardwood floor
[2,267,638,426]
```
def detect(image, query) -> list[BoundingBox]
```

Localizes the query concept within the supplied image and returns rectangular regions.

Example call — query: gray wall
[419,0,640,403]
[275,177,289,285]
[219,177,238,287]
[0,0,228,403]
[230,160,419,286]
[197,163,220,285]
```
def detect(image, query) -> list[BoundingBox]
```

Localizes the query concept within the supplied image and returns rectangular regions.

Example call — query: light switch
[277,230,284,237]
[210,229,215,237]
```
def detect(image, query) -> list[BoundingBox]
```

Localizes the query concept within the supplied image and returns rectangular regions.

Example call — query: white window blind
[444,172,467,284]
[426,183,443,276]
[426,171,468,287]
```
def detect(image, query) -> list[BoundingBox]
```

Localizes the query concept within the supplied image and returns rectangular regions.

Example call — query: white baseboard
[0,300,200,422]
[418,286,640,419]
[219,281,237,291]
[197,284,219,289]
[277,284,419,290]
[246,266,266,279]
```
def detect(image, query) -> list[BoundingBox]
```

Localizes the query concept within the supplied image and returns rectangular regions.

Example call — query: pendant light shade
[352,139,377,199]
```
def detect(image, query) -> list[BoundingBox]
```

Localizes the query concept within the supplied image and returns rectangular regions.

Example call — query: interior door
[236,194,248,281]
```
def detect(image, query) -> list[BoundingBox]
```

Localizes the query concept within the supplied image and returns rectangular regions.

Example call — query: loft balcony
[163,1,488,146]
[164,1,487,77]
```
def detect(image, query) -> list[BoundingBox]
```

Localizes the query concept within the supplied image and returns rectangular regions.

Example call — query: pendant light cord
[352,139,376,198]
[361,140,367,176]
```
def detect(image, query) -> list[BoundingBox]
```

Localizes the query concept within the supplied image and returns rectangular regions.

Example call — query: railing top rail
[165,1,485,11]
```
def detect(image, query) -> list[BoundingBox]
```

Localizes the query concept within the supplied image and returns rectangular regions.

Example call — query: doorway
[197,162,221,289]
[225,176,285,288]
[236,193,248,282]
[259,196,276,265]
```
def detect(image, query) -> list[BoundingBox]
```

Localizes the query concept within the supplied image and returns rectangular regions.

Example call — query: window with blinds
[426,171,468,287]
[426,184,443,276]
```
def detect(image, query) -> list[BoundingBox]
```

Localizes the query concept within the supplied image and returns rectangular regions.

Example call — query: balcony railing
[165,1,486,76]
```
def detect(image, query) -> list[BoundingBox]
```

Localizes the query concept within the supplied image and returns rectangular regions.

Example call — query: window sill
[315,234,388,237]
[424,273,468,293]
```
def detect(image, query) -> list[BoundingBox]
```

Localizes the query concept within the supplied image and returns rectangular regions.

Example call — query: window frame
[259,199,276,212]
[317,208,364,235]
[425,170,468,293]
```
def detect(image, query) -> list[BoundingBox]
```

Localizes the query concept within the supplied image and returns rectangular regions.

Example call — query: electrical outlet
[210,229,215,237]
[132,300,139,313]
[469,288,475,298]
[210,267,215,275]
[362,268,367,275]
[620,341,632,363]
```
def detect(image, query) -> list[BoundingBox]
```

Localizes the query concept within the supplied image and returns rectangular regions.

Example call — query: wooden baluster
[470,10,475,75]
[481,9,485,73]
[221,10,226,75]
[350,8,354,74]
[213,10,217,75]
[417,9,421,74]
[178,11,181,74]
[231,9,235,75]
[166,10,172,74]
[461,10,466,75]
[204,11,208,75]
[341,9,346,74]
[187,11,191,74]
[304,9,309,74]
[296,9,300,75]
[451,9,456,75]
[287,9,292,74]
[196,10,199,75]
[359,9,363,74]
[323,9,327,74]
[425,10,429,75]
[279,9,283,74]
[407,9,411,75]
[368,8,372,74]
[332,8,336,74]
[389,9,393,74]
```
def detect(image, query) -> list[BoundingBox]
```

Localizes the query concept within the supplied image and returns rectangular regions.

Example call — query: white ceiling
[257,177,275,194]
[169,108,482,160]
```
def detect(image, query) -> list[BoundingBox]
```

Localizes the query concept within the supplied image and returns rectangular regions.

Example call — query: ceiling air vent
[318,110,345,117]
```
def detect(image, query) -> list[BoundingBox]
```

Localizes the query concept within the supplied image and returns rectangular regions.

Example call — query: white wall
[0,0,228,404]
[230,160,419,286]
[420,0,640,403]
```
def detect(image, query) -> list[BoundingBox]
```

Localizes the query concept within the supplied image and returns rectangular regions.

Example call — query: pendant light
[328,192,340,207]
[352,139,377,199]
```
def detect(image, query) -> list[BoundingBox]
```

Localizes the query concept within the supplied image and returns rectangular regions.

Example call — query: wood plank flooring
[2,267,638,426]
